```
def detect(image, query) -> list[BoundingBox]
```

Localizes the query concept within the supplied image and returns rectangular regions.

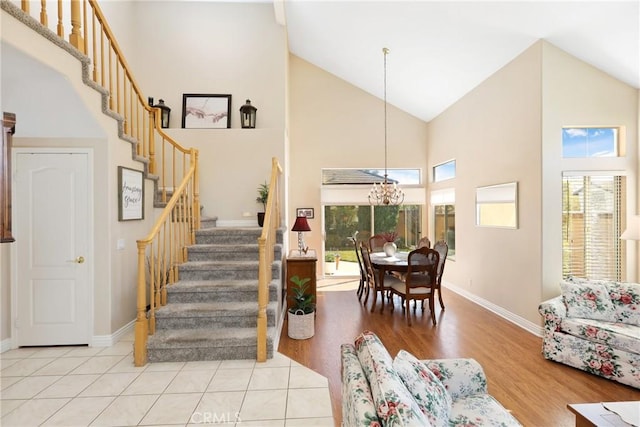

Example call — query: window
[323,204,422,276]
[562,127,620,158]
[475,182,518,228]
[433,160,456,182]
[434,205,455,259]
[431,188,455,259]
[322,168,420,185]
[562,174,625,280]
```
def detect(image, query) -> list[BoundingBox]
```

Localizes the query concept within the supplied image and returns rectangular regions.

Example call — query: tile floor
[0,331,334,426]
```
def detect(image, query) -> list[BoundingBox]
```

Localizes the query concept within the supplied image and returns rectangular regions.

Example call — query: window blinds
[562,174,625,281]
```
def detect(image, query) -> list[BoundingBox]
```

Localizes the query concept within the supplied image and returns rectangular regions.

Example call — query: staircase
[146,226,284,362]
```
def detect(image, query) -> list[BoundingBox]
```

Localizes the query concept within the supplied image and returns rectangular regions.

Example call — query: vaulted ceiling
[283,1,640,122]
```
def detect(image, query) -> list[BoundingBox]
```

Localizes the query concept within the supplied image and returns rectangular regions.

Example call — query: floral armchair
[538,279,640,389]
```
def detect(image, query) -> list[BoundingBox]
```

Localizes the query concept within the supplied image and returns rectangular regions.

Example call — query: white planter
[325,261,336,275]
[288,310,315,339]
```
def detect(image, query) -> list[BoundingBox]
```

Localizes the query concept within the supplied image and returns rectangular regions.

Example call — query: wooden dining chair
[368,234,387,253]
[349,236,368,301]
[388,246,439,325]
[433,240,449,310]
[417,236,431,248]
[360,244,403,313]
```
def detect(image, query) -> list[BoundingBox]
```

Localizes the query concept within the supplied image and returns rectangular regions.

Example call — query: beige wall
[427,42,543,324]
[540,41,639,300]
[288,55,429,270]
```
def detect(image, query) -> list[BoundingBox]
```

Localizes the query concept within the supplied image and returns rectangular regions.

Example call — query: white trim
[0,338,13,353]
[443,281,543,337]
[430,188,455,205]
[321,185,426,205]
[11,148,95,346]
[562,170,628,177]
[91,319,135,347]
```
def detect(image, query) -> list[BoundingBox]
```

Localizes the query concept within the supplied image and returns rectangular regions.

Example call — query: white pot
[288,310,315,339]
[325,261,336,275]
[383,242,397,257]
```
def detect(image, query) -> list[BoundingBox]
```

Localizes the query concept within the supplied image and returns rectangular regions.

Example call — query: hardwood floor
[278,281,639,426]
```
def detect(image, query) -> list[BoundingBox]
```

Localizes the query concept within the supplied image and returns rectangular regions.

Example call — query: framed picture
[296,208,314,219]
[182,94,232,129]
[118,166,144,221]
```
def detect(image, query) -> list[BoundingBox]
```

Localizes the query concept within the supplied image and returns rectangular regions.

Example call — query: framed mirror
[476,182,518,229]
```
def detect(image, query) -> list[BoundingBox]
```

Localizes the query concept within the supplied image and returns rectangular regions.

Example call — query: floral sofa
[341,330,522,426]
[538,278,640,389]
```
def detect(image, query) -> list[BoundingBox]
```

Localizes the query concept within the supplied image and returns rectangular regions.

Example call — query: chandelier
[368,47,405,206]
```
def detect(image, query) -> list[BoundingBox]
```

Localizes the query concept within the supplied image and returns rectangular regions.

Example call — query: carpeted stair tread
[147,327,274,349]
[180,260,259,269]
[168,279,263,292]
[155,301,276,316]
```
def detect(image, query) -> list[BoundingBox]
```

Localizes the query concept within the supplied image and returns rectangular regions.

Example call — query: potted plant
[255,182,269,227]
[381,231,398,257]
[325,253,336,275]
[287,275,315,339]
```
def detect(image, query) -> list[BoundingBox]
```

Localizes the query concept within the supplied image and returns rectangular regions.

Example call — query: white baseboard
[0,338,13,353]
[91,319,135,347]
[1,319,135,351]
[444,282,543,337]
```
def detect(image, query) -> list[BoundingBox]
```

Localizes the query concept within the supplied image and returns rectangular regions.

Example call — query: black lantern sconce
[239,99,257,129]
[149,98,171,128]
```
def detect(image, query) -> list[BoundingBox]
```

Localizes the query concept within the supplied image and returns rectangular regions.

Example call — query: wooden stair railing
[15,0,193,199]
[12,0,202,365]
[135,151,199,366]
[257,157,283,362]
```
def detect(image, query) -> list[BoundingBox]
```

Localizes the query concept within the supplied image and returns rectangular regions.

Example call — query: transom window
[321,168,420,185]
[433,160,456,182]
[562,127,620,158]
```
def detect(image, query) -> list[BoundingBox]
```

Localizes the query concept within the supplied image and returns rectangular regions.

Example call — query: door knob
[68,256,85,264]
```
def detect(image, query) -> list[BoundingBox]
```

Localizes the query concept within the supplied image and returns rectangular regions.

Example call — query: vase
[383,242,397,257]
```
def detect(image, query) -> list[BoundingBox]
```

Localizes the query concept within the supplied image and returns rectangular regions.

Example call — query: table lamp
[291,215,311,255]
[621,215,640,240]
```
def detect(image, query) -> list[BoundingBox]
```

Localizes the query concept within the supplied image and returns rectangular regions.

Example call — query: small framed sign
[118,166,144,221]
[296,208,314,219]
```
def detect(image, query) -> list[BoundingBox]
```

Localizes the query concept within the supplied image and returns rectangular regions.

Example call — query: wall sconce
[239,99,257,129]
[291,215,311,255]
[152,98,171,128]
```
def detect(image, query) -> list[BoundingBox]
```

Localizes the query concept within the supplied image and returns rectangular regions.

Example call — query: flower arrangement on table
[380,231,398,242]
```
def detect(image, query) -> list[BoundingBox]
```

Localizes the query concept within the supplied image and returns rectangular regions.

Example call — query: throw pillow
[393,350,452,427]
[560,281,616,321]
[607,282,640,326]
[354,330,431,427]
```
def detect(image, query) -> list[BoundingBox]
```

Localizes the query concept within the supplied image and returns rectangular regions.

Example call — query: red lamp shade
[292,215,311,255]
[291,215,311,232]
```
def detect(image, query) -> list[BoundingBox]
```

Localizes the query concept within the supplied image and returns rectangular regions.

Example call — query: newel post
[134,241,148,366]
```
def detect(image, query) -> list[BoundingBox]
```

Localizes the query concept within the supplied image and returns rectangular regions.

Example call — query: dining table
[368,251,409,312]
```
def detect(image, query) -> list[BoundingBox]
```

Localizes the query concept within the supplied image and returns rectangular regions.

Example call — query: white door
[15,152,90,346]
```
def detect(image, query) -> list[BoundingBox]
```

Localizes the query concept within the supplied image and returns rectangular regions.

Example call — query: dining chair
[368,234,387,253]
[388,246,440,325]
[417,236,431,248]
[349,236,368,301]
[432,240,449,310]
[360,244,403,313]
